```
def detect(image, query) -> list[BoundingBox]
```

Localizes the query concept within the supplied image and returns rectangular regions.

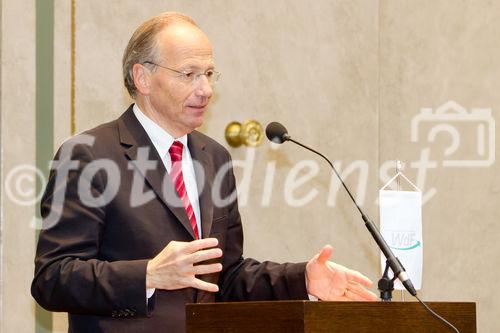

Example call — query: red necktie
[168,141,199,239]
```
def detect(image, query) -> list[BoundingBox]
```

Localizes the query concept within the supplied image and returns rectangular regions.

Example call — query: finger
[189,248,223,264]
[184,238,219,253]
[190,278,219,292]
[316,245,333,264]
[344,288,367,301]
[356,288,378,301]
[347,282,378,301]
[345,269,373,287]
[194,263,223,275]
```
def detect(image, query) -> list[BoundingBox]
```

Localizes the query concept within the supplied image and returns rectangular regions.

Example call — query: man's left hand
[306,245,378,301]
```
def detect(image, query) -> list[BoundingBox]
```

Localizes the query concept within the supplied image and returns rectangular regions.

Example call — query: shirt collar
[132,104,188,158]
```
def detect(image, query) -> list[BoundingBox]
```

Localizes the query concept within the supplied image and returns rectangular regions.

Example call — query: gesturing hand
[306,245,378,301]
[146,238,223,292]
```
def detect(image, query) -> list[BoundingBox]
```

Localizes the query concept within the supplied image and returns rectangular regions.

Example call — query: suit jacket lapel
[118,106,196,239]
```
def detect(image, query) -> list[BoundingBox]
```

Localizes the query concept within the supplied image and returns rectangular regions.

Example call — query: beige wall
[1,0,37,332]
[1,1,499,332]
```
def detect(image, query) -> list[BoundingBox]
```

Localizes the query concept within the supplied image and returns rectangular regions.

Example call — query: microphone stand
[378,262,396,301]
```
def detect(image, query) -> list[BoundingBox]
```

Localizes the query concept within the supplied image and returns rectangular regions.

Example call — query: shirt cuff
[146,288,155,299]
[305,273,319,301]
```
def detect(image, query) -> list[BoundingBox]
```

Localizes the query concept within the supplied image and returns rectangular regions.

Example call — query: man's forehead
[158,24,211,50]
[157,23,213,65]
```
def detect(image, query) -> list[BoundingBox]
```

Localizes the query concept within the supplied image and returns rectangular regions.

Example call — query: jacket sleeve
[215,154,309,302]
[31,137,152,317]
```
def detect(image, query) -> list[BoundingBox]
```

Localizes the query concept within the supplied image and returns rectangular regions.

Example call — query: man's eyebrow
[180,63,216,71]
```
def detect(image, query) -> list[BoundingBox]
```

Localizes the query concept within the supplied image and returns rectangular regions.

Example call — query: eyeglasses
[143,61,221,86]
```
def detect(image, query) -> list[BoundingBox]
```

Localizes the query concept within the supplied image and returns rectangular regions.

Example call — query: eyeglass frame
[142,61,221,85]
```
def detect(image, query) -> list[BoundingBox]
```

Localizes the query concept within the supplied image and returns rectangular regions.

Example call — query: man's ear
[132,63,151,95]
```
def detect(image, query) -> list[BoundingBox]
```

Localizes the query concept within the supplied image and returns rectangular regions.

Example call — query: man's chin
[185,117,205,132]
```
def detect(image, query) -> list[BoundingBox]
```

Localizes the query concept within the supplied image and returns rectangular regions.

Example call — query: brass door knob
[225,121,243,147]
[225,120,264,147]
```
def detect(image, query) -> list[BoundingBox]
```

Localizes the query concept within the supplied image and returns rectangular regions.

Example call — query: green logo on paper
[388,231,421,251]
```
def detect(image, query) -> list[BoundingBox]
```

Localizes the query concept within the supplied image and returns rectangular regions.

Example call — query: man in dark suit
[32,12,377,332]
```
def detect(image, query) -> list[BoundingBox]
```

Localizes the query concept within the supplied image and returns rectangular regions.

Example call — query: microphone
[265,122,290,143]
[266,122,417,297]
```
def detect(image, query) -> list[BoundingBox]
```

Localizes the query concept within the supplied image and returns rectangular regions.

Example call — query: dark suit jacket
[31,105,308,332]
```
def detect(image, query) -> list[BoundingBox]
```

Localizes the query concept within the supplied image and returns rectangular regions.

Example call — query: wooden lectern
[186,300,476,332]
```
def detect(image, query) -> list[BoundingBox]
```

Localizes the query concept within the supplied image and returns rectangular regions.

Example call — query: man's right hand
[146,238,223,292]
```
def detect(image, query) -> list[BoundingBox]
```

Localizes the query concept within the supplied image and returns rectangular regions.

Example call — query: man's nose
[194,75,213,98]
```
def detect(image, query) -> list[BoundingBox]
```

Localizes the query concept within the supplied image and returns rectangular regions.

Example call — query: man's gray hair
[122,12,198,98]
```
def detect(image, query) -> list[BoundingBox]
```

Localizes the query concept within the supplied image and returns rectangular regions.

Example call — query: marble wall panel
[1,0,37,332]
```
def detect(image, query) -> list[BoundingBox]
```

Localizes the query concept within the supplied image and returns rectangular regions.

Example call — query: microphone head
[265,122,290,144]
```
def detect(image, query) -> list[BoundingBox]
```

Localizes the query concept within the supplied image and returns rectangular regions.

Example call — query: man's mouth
[186,104,208,110]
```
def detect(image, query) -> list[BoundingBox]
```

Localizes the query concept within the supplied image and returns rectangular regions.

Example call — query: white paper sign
[379,190,423,290]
